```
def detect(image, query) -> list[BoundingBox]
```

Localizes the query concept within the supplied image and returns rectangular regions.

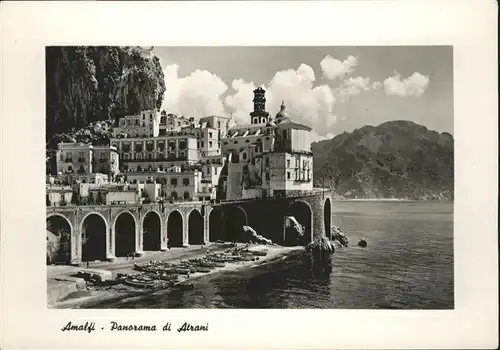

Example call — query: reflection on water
[95,201,454,309]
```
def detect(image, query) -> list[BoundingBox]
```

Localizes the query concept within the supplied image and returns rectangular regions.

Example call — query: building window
[183,192,190,200]
[265,157,270,167]
[287,160,290,167]
[265,172,270,181]
[59,154,64,161]
[183,178,190,186]
[137,166,142,171]
[218,121,221,128]
[243,153,247,160]
[287,172,291,180]
[201,141,204,148]
[171,178,177,186]
[209,132,213,138]
[209,141,213,147]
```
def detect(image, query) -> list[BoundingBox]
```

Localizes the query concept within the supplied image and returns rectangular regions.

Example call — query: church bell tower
[250,87,270,124]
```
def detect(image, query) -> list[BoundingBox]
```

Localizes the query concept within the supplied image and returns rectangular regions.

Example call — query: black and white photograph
[1,2,497,349]
[45,46,455,309]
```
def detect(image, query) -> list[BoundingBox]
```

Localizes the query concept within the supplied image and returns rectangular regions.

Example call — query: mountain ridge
[312,120,454,200]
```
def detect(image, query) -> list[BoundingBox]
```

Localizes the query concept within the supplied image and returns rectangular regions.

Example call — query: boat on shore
[123,276,157,289]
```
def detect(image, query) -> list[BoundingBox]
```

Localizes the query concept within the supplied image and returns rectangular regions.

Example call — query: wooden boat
[156,273,179,282]
[192,267,212,273]
[91,278,123,286]
[250,250,268,256]
[199,261,225,268]
[123,277,157,289]
[163,267,193,275]
[206,257,231,263]
[176,281,195,290]
[134,262,177,273]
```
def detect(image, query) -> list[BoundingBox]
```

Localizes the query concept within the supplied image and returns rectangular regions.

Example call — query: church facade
[219,87,314,200]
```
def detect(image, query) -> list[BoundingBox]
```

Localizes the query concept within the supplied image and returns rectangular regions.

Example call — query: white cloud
[320,55,358,80]
[161,64,228,119]
[224,64,338,135]
[383,71,430,97]
[310,131,336,143]
[224,78,257,125]
[335,76,373,101]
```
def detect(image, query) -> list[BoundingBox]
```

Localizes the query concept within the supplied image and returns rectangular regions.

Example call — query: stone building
[219,88,314,200]
[55,143,119,177]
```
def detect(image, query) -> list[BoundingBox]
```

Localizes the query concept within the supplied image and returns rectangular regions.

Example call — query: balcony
[121,156,187,163]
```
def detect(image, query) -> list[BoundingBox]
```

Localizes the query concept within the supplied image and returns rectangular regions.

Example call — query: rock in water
[306,236,335,254]
[357,238,368,248]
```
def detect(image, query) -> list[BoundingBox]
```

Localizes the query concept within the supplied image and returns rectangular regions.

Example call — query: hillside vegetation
[312,121,454,200]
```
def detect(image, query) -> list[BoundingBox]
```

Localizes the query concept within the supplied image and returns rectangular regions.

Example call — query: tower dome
[275,101,290,120]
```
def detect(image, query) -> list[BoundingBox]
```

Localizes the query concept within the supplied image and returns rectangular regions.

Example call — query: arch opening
[167,211,183,247]
[286,201,313,246]
[143,211,161,251]
[115,212,136,257]
[81,214,107,261]
[46,215,72,264]
[224,206,247,242]
[188,210,204,245]
[209,208,224,242]
[324,198,331,239]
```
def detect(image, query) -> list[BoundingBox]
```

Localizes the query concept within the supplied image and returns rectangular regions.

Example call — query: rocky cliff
[312,121,454,200]
[46,46,166,143]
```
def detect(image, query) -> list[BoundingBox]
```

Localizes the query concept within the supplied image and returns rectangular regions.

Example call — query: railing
[122,156,188,162]
[215,188,330,205]
[47,199,205,209]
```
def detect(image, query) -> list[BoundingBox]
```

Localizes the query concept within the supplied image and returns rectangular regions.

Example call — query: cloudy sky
[152,46,453,141]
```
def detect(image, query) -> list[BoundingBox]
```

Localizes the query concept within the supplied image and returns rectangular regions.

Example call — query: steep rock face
[312,121,454,200]
[46,46,166,141]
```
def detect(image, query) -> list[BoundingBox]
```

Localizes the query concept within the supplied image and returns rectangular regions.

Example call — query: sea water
[94,201,454,309]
